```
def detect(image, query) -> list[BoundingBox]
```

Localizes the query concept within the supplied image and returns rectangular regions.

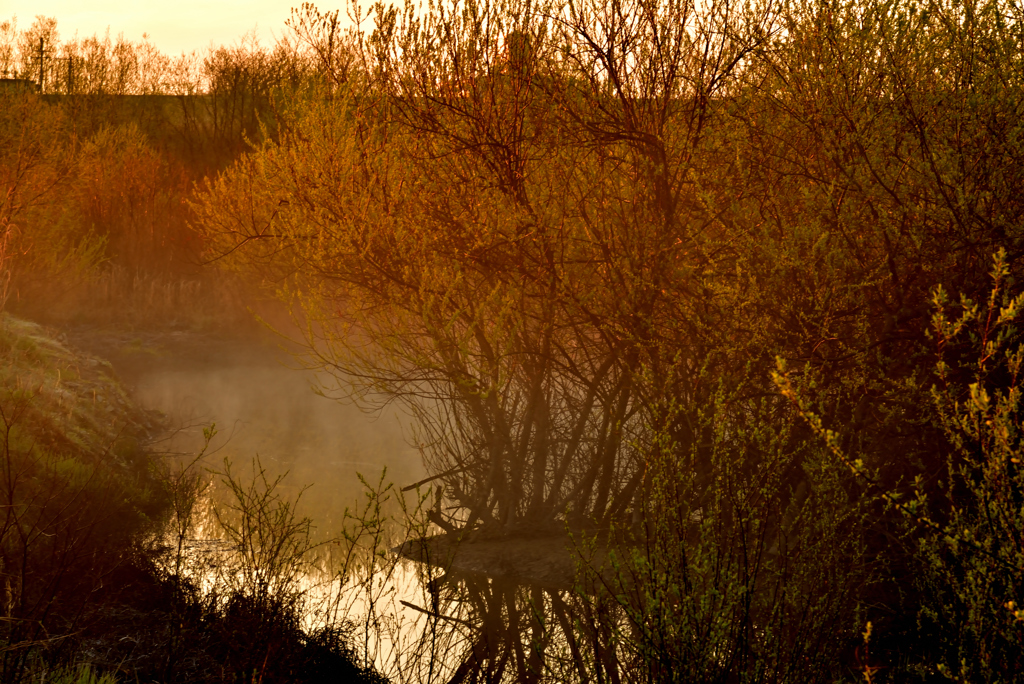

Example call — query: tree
[0,92,77,311]
[195,0,1024,677]
[196,0,780,535]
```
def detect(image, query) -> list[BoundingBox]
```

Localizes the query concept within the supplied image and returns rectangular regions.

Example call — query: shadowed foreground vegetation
[0,314,388,682]
[3,0,1024,681]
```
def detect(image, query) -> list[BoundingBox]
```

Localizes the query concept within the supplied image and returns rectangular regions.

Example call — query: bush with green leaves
[905,251,1024,681]
[574,382,873,684]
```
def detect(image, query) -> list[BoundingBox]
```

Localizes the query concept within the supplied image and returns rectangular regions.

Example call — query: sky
[2,0,340,55]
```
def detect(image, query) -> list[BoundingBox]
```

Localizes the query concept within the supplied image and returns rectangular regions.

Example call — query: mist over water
[74,329,425,537]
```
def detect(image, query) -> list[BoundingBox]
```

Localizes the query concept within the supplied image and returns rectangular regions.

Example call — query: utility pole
[38,36,44,92]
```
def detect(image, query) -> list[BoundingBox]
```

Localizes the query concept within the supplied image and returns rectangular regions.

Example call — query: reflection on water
[168,495,605,683]
[367,569,611,683]
[75,329,608,683]
[290,559,607,683]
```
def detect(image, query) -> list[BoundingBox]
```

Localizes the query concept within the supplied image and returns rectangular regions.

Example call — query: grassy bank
[0,313,386,683]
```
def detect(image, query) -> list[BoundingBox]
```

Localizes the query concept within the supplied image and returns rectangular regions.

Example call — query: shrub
[908,251,1024,681]
[579,385,873,683]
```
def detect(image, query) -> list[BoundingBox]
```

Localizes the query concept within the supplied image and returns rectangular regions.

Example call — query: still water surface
[71,328,590,683]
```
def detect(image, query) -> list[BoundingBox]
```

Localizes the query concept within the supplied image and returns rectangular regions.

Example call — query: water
[67,327,594,682]
[71,328,424,531]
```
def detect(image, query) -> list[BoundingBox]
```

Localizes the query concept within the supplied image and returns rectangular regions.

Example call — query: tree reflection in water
[373,553,630,684]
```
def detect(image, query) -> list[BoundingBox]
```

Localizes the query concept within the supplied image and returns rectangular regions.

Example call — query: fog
[71,328,425,536]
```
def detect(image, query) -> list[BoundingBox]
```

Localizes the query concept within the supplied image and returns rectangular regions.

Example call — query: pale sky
[2,0,346,55]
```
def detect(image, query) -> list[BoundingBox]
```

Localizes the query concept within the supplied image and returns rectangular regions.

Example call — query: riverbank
[0,313,390,683]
